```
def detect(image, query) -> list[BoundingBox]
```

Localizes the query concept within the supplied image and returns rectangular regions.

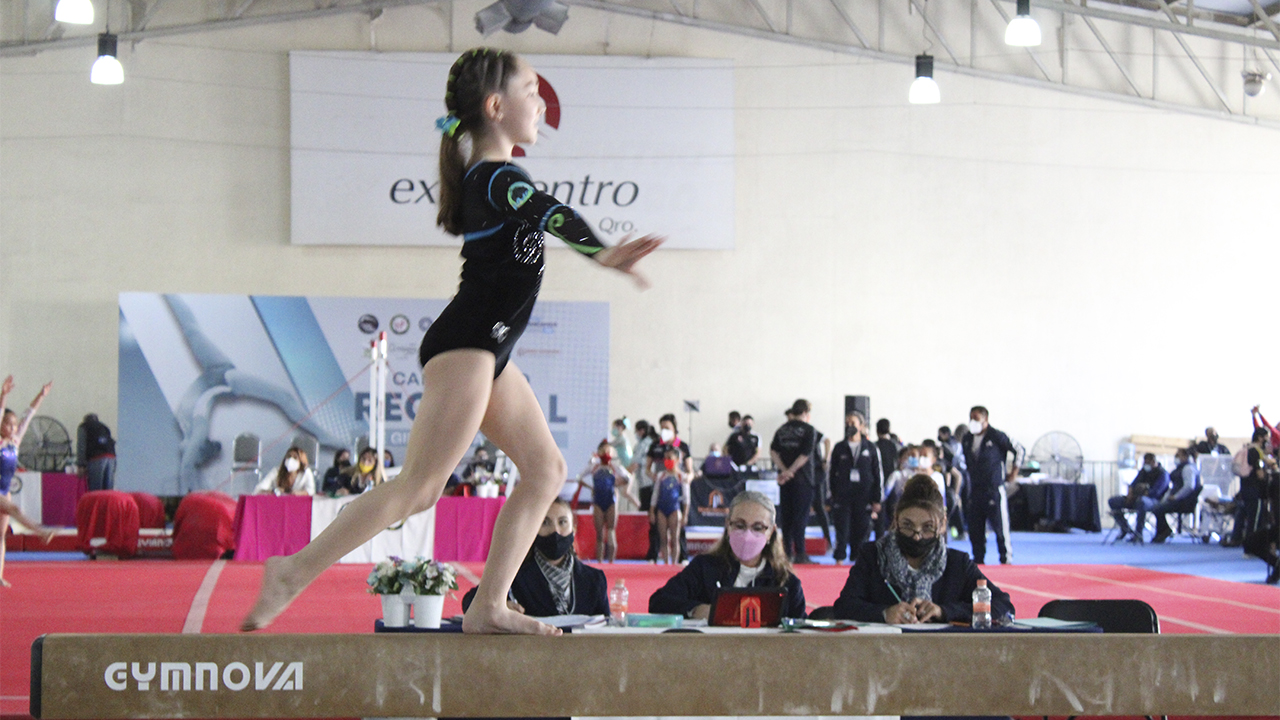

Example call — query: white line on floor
[997,579,1233,634]
[182,559,227,634]
[1034,566,1280,614]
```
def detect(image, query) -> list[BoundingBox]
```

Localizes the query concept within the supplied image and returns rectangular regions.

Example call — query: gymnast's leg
[241,349,495,631]
[463,361,566,635]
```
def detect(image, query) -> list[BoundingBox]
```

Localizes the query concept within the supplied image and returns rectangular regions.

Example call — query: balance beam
[31,632,1280,718]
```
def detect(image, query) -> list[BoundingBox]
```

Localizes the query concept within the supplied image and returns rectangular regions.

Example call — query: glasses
[897,522,938,539]
[729,520,772,534]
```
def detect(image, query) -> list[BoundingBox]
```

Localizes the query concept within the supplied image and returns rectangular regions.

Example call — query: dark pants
[965,487,1010,564]
[1108,494,1138,535]
[811,485,831,545]
[830,488,872,562]
[1153,495,1199,537]
[86,456,116,492]
[779,479,814,560]
[1232,494,1264,544]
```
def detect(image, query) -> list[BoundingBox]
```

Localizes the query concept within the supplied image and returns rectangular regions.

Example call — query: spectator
[462,498,610,617]
[832,474,1014,624]
[608,416,634,471]
[1107,452,1170,543]
[771,399,817,563]
[76,413,117,492]
[938,425,969,539]
[321,449,352,495]
[650,447,686,565]
[1229,428,1273,546]
[255,447,316,495]
[811,423,833,553]
[828,411,883,565]
[1194,426,1230,456]
[629,420,655,509]
[383,449,395,468]
[962,406,1020,564]
[648,490,806,619]
[728,410,741,432]
[726,414,761,469]
[1241,452,1279,584]
[461,448,494,483]
[576,440,637,563]
[874,419,901,488]
[1252,406,1280,450]
[338,447,386,496]
[700,443,734,479]
[1149,447,1203,543]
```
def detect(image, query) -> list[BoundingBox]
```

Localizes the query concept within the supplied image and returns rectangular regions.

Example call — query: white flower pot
[412,594,446,629]
[380,594,409,627]
[476,482,499,499]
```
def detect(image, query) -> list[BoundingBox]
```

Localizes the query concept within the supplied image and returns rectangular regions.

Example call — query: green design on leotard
[547,211,602,255]
[508,182,534,210]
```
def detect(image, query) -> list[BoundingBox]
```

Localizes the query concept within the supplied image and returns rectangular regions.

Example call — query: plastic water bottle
[972,579,992,629]
[609,578,629,626]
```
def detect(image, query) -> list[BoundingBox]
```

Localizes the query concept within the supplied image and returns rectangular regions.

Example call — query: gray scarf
[876,532,947,603]
[533,551,574,615]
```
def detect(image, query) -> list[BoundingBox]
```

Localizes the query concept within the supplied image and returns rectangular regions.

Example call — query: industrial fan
[18,415,73,472]
[1028,431,1084,482]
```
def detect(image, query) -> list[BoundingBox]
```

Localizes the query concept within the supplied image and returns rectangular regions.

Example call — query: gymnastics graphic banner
[289,52,734,249]
[117,293,608,496]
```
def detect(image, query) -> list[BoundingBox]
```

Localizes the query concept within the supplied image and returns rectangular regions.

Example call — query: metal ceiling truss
[2,0,1279,125]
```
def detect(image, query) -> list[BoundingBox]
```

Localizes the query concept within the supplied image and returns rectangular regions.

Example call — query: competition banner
[118,293,608,496]
[290,52,734,249]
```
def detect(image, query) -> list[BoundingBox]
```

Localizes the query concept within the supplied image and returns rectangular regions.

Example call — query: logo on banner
[357,314,379,334]
[390,314,410,334]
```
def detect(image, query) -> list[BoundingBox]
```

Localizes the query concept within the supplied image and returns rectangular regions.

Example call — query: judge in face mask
[461,498,611,618]
[648,491,808,619]
[255,447,316,496]
[833,474,1014,625]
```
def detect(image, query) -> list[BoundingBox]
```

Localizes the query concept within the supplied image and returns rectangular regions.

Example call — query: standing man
[1195,427,1230,456]
[963,406,1021,564]
[771,399,817,563]
[726,415,761,470]
[828,411,883,564]
[77,413,116,492]
[874,419,900,536]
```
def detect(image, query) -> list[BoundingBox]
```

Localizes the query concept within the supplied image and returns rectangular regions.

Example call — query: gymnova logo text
[103,661,303,692]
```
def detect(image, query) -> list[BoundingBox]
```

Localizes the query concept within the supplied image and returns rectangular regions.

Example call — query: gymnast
[242,48,661,634]
[576,439,639,562]
[0,376,57,587]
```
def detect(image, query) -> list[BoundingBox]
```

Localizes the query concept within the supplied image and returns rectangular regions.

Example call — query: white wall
[1,1,1277,470]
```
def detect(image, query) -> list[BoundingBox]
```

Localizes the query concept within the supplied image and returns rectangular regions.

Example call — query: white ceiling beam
[1038,0,1280,50]
[1073,0,1144,96]
[1153,0,1233,112]
[745,0,776,33]
[827,0,870,48]
[907,0,961,64]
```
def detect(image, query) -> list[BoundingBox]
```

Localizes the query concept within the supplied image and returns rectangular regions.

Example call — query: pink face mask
[728,527,770,562]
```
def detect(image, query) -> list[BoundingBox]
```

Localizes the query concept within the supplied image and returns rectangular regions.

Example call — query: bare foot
[462,604,561,635]
[240,556,302,631]
[38,527,56,544]
[0,577,10,588]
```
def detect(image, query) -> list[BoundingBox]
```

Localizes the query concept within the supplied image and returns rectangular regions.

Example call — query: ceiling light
[909,54,940,105]
[1005,0,1042,47]
[54,0,94,24]
[1243,69,1270,97]
[475,0,569,36]
[91,33,123,85]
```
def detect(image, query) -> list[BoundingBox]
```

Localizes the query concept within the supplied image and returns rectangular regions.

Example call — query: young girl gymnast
[241,48,662,634]
[0,376,57,587]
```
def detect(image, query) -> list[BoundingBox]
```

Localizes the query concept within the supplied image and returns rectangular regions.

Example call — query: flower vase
[412,594,445,629]
[380,594,409,627]
[476,482,499,499]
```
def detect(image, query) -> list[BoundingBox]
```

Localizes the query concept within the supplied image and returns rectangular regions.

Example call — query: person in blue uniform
[828,410,883,565]
[0,377,55,587]
[650,447,686,565]
[771,399,817,563]
[1108,452,1170,543]
[962,406,1020,565]
[242,48,661,634]
[649,491,807,619]
[462,498,610,617]
[833,474,1014,624]
[576,440,638,562]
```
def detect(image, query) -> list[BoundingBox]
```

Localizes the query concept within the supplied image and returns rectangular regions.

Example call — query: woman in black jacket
[462,497,610,617]
[648,490,806,619]
[834,474,1013,625]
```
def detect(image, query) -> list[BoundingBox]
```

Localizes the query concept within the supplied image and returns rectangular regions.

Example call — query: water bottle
[971,579,992,629]
[609,578,629,626]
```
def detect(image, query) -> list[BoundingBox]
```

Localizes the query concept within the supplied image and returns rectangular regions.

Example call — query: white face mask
[660,428,675,443]
[284,457,300,473]
[967,419,984,435]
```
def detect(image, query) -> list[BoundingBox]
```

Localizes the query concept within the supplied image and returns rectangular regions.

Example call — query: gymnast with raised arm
[1,376,58,588]
[242,48,662,634]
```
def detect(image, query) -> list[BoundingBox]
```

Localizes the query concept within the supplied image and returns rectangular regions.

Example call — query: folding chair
[1039,599,1163,720]
[226,433,261,496]
[1194,484,1234,543]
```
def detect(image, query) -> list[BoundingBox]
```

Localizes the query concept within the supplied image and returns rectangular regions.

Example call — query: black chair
[1038,599,1162,720]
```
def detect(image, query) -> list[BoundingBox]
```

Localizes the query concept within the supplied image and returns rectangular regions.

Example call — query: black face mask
[896,532,939,559]
[534,531,575,560]
[846,426,861,440]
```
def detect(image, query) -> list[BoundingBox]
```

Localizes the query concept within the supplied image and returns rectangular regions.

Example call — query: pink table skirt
[433,496,505,562]
[232,495,313,562]
[42,473,87,527]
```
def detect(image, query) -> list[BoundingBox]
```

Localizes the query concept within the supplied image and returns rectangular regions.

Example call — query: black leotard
[419,161,606,377]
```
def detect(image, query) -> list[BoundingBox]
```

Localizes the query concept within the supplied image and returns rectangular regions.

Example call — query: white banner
[290,52,734,249]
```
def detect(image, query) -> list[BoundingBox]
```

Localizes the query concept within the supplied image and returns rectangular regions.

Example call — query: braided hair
[436,47,522,235]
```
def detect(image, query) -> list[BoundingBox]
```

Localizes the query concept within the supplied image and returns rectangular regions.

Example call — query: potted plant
[400,557,459,628]
[366,558,411,627]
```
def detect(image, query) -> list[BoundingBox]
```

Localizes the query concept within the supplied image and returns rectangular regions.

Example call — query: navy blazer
[461,554,610,618]
[829,437,883,499]
[964,426,1017,496]
[648,553,807,619]
[832,542,1014,623]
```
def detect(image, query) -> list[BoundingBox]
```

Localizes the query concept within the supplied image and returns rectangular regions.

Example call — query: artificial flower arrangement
[366,556,458,596]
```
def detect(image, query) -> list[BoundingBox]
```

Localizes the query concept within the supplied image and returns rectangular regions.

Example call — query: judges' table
[232,496,313,561]
[432,496,503,562]
[1012,481,1102,532]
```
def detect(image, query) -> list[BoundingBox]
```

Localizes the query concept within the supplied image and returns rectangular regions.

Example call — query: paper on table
[898,623,954,631]
[1012,617,1097,629]
[538,614,608,628]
